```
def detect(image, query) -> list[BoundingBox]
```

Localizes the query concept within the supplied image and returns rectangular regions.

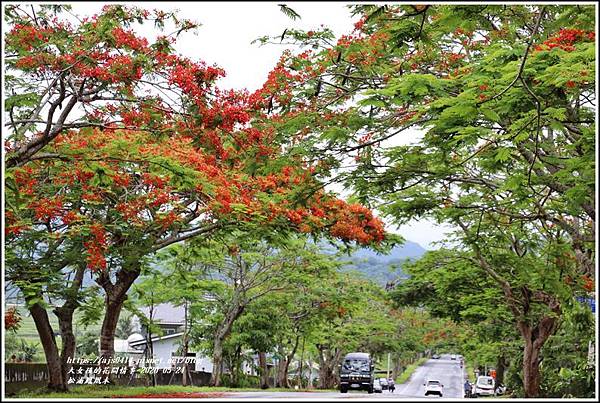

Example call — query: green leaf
[4,93,40,111]
[494,147,511,162]
[480,108,501,123]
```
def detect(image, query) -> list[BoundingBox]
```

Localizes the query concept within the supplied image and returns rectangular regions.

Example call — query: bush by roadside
[395,357,428,385]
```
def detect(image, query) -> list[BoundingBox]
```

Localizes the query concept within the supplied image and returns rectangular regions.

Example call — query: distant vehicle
[474,376,495,397]
[432,354,441,359]
[424,379,444,397]
[378,377,389,390]
[450,354,457,360]
[339,352,374,394]
[373,378,383,393]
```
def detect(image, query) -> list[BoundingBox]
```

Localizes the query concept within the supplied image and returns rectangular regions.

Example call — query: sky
[67,1,453,249]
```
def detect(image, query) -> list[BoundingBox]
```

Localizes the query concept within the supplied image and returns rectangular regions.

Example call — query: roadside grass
[13,385,337,398]
[395,357,428,385]
[465,362,475,382]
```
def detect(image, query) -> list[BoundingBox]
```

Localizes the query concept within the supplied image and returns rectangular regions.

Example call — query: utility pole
[387,352,391,379]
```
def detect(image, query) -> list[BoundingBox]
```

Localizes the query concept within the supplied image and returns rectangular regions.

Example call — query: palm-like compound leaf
[278,4,301,20]
[365,6,389,23]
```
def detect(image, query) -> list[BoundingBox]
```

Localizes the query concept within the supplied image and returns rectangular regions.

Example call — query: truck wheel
[340,386,348,393]
[368,385,374,394]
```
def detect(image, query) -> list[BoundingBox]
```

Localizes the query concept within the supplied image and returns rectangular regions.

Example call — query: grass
[395,357,428,385]
[7,305,104,362]
[12,305,102,341]
[12,385,337,398]
[465,362,475,382]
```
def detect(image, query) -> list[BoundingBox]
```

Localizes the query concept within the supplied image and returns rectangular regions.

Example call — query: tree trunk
[55,307,76,386]
[182,301,189,386]
[99,299,125,367]
[210,337,225,387]
[276,356,287,388]
[258,351,269,389]
[277,334,300,388]
[298,336,305,388]
[519,322,557,398]
[522,337,541,397]
[230,344,242,387]
[467,240,562,398]
[54,264,85,386]
[495,355,507,385]
[96,265,141,378]
[210,301,245,386]
[516,291,560,398]
[29,301,65,391]
[317,345,341,389]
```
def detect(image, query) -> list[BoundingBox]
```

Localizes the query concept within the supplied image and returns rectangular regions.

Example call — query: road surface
[221,354,465,399]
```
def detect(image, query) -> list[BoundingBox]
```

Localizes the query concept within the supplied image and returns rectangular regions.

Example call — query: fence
[4,363,238,395]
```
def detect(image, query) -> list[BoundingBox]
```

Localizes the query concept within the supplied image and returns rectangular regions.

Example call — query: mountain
[334,240,428,287]
[4,240,428,305]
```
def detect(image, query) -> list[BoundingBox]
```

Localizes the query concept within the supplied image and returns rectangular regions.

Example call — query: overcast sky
[67,2,453,249]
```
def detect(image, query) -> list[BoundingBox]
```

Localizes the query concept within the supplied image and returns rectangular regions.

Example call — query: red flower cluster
[84,223,108,271]
[111,27,149,51]
[14,166,38,195]
[581,275,594,292]
[353,17,367,32]
[5,307,22,331]
[534,28,595,52]
[28,197,64,221]
[6,23,54,50]
[325,200,385,245]
[5,211,29,237]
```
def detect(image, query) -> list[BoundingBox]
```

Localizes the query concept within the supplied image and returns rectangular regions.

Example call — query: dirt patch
[111,392,228,398]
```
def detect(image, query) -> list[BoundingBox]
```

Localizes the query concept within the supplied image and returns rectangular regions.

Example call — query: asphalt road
[394,354,465,398]
[221,354,465,399]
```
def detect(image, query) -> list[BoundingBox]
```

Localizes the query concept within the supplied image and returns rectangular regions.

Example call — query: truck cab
[339,352,374,393]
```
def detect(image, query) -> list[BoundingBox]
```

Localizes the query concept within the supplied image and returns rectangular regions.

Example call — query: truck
[339,352,375,394]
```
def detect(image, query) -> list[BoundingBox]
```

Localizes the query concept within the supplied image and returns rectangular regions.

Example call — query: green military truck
[339,352,375,394]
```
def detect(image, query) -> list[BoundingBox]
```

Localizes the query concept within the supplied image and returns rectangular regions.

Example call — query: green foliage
[538,301,595,398]
[265,4,595,396]
[5,336,42,362]
[278,4,301,20]
[76,330,100,359]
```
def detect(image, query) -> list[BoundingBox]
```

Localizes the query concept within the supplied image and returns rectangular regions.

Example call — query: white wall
[145,336,213,373]
[195,353,213,373]
[150,338,177,369]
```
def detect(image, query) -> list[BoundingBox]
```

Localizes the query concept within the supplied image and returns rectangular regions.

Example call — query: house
[126,303,213,373]
[125,303,265,376]
[128,332,214,373]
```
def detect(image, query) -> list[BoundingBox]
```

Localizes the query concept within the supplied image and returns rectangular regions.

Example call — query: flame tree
[4,5,386,391]
[251,4,595,397]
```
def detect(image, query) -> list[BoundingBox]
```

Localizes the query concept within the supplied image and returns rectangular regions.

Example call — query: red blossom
[5,307,22,332]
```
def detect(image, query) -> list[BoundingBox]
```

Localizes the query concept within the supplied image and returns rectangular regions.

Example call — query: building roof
[139,303,186,325]
[129,332,184,347]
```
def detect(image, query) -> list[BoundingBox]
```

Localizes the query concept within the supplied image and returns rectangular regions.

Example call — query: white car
[424,379,444,397]
[474,376,495,397]
[373,379,383,393]
[450,354,457,360]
